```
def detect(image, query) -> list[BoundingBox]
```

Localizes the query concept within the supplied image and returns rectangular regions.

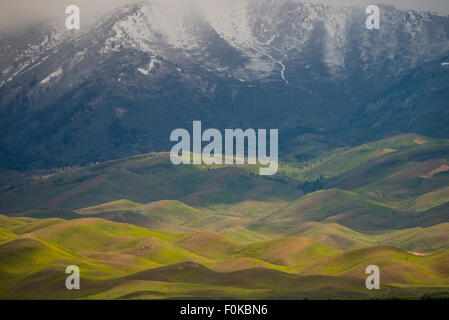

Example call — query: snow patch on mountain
[0,24,71,87]
[2,0,449,92]
[102,2,207,55]
[40,67,63,84]
[138,58,159,76]
[204,0,254,48]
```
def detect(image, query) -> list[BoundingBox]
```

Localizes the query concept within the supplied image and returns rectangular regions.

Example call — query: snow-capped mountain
[0,0,448,169]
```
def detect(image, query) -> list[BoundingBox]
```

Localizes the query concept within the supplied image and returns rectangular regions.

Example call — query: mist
[0,0,140,31]
[0,0,448,31]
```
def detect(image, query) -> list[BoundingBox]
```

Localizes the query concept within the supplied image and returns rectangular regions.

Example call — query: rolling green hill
[176,231,242,259]
[0,153,301,213]
[297,223,378,250]
[77,199,142,214]
[264,189,406,231]
[302,246,449,286]
[229,236,340,267]
[0,215,448,299]
[0,134,448,299]
[0,235,79,279]
[0,227,16,242]
[378,223,449,253]
[30,218,182,252]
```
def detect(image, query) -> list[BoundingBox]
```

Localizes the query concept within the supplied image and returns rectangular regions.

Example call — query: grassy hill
[0,227,16,242]
[77,199,142,214]
[76,199,208,233]
[30,218,179,252]
[0,215,448,299]
[0,153,301,213]
[297,223,378,250]
[264,189,406,231]
[302,246,449,286]
[176,231,242,259]
[413,202,449,227]
[2,133,448,231]
[0,235,79,279]
[229,236,340,267]
[378,223,449,253]
[0,134,448,299]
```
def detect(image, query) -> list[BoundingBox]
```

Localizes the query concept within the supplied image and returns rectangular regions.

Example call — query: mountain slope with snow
[0,0,448,169]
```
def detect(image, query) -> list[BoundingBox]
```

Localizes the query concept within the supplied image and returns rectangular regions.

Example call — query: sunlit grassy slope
[0,214,448,299]
[0,134,448,299]
[0,153,301,213]
[0,214,449,298]
[263,189,406,231]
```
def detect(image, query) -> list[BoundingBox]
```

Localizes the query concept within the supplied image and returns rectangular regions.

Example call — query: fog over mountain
[0,0,448,169]
[1,0,448,31]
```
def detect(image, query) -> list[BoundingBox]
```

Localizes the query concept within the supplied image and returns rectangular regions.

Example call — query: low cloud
[0,0,447,32]
[0,0,139,31]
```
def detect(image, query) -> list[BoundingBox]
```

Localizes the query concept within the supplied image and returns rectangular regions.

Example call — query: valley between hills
[1,133,448,299]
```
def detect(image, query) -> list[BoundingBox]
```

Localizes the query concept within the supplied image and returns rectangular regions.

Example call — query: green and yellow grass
[265,189,404,231]
[0,134,448,299]
[0,213,448,300]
